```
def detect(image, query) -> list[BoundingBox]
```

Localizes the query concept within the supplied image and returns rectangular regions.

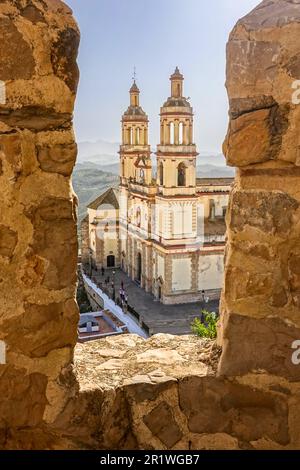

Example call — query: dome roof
[123,105,147,120]
[170,66,183,80]
[130,81,140,93]
[163,97,191,109]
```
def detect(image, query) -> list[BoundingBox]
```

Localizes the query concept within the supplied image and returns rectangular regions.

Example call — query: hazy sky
[66,0,259,153]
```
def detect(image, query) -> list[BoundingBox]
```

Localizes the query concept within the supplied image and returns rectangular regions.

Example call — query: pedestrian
[101,267,105,276]
[201,290,205,303]
[112,288,116,302]
[121,281,124,290]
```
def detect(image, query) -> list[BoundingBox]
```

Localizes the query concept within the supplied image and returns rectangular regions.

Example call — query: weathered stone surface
[37,143,77,176]
[75,334,216,392]
[0,224,17,259]
[0,0,79,448]
[223,0,300,167]
[25,197,78,290]
[219,0,300,386]
[0,17,35,80]
[179,376,289,445]
[62,335,296,450]
[0,368,48,428]
[230,190,299,235]
[1,300,78,358]
[51,28,80,93]
[219,314,300,380]
[143,401,183,449]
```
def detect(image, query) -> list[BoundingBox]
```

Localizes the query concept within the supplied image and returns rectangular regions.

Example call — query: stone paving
[91,268,220,336]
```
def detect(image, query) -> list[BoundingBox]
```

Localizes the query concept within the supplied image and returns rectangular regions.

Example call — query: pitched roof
[87,187,119,210]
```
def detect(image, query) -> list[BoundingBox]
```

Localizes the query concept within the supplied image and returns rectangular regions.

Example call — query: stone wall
[0,0,80,447]
[219,0,300,381]
[2,0,300,451]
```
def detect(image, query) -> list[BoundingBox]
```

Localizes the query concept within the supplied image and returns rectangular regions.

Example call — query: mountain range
[74,140,235,223]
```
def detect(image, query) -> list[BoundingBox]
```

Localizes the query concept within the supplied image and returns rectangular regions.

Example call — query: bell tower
[152,68,200,303]
[119,81,152,187]
[156,67,198,196]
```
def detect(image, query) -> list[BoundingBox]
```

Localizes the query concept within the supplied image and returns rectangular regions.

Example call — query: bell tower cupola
[171,66,184,98]
[119,78,152,187]
[156,68,198,197]
[130,81,140,107]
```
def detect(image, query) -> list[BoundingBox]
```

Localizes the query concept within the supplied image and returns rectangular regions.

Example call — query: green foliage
[191,310,218,339]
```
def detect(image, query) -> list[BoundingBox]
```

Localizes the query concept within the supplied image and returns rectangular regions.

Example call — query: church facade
[82,69,233,305]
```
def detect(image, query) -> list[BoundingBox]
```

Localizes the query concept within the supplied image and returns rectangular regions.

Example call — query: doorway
[137,252,142,283]
[107,255,115,268]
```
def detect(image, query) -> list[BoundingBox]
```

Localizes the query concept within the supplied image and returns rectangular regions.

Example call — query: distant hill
[77,140,119,165]
[89,161,235,178]
[73,162,118,222]
[74,143,235,223]
[77,139,231,169]
[197,164,235,178]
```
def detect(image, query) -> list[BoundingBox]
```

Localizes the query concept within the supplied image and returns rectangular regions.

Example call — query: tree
[191,310,217,339]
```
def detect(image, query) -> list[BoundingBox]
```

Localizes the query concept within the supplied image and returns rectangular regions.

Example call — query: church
[81,68,233,305]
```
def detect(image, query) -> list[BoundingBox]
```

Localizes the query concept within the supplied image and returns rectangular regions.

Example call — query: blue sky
[66,0,259,153]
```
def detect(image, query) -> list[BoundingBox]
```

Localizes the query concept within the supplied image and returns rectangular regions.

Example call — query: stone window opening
[177,162,186,187]
[170,122,175,144]
[159,161,164,186]
[209,199,216,221]
[129,127,133,145]
[179,122,183,144]
[136,127,140,145]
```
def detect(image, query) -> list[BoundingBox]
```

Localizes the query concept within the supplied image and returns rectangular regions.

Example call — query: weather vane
[132,66,137,82]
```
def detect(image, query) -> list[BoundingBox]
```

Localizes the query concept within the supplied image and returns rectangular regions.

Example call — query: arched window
[170,122,175,144]
[177,162,186,187]
[177,83,181,97]
[159,161,164,186]
[129,127,133,145]
[179,122,183,144]
[136,127,140,145]
[136,207,141,228]
[209,199,216,221]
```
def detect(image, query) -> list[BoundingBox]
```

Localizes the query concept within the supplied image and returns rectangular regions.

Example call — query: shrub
[191,310,217,339]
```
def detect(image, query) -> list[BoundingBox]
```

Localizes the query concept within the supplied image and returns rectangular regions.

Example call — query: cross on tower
[132,66,137,82]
